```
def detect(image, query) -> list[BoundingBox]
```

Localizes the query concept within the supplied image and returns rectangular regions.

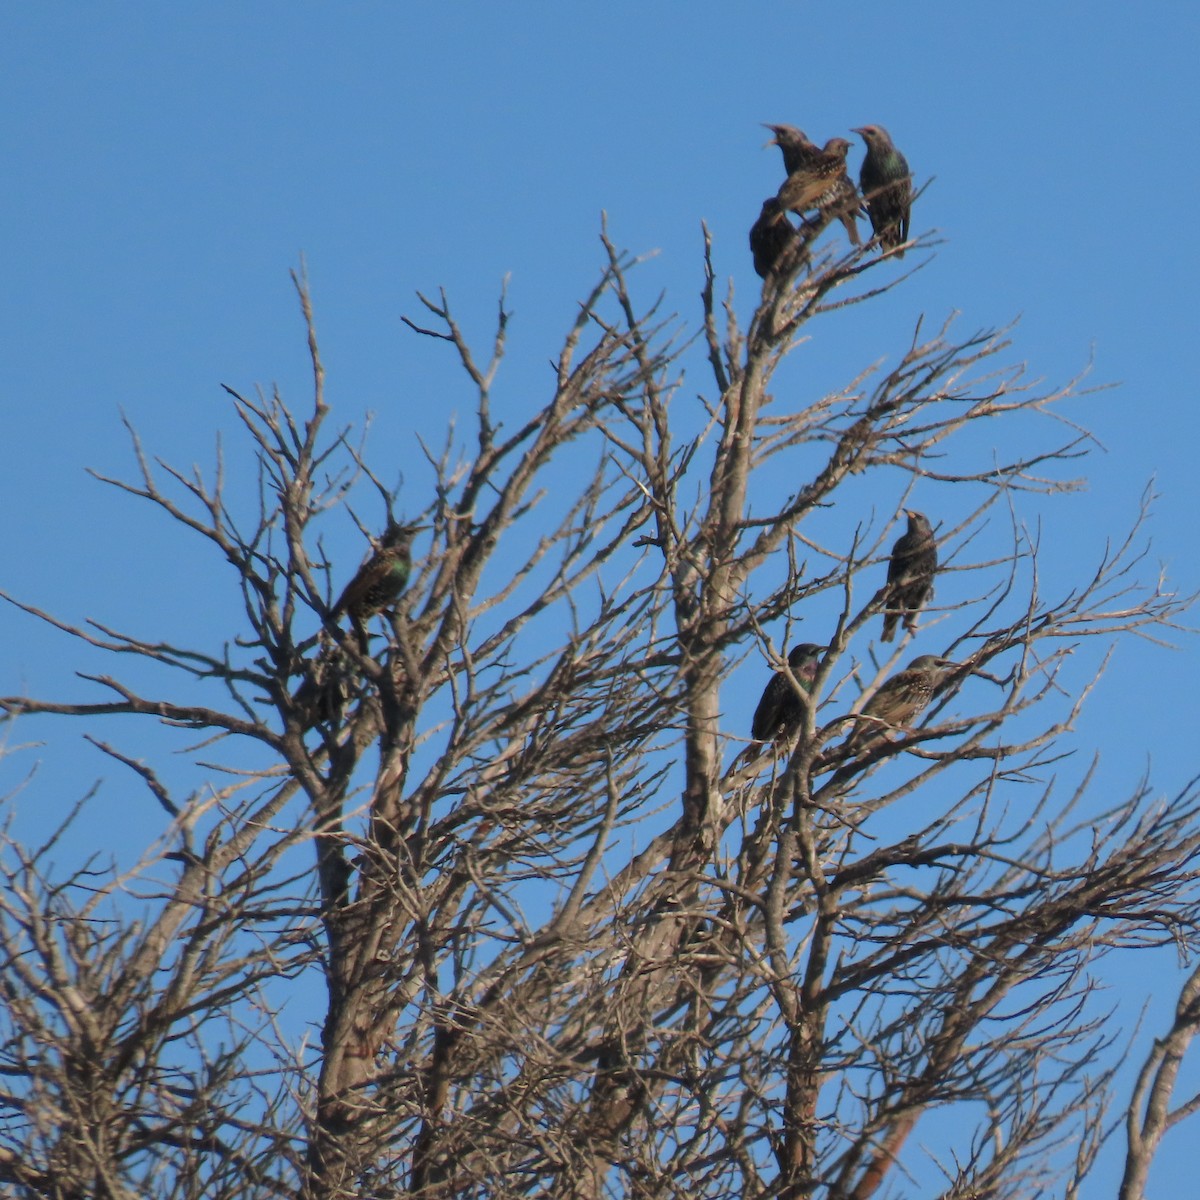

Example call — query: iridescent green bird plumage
[332,523,417,649]
[854,124,912,255]
[333,525,414,620]
[291,523,419,726]
[751,643,824,744]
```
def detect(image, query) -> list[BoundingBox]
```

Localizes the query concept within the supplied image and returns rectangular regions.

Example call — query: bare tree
[1,210,1197,1200]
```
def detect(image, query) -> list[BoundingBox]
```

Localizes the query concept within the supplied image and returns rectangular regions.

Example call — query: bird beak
[851,126,867,135]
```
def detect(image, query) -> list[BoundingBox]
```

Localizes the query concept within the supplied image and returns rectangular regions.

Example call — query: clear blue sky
[3,5,1198,1193]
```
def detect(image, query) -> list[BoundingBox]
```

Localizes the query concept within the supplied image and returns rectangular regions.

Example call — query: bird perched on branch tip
[332,522,421,649]
[776,137,860,247]
[749,197,800,279]
[846,655,955,752]
[751,643,824,744]
[763,123,821,176]
[881,509,938,642]
[853,124,912,255]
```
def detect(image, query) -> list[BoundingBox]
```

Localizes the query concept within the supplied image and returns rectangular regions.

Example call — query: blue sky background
[2,4,1198,1193]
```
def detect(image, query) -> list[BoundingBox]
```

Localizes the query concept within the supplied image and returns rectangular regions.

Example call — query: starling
[847,655,954,750]
[853,124,912,255]
[751,643,824,744]
[331,522,418,648]
[763,123,821,176]
[881,509,938,643]
[292,640,353,726]
[749,197,799,279]
[776,137,860,247]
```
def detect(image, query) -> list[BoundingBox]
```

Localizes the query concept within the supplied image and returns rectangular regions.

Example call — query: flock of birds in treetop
[302,122,932,766]
[307,507,945,768]
[750,509,944,759]
[750,122,912,277]
[743,122,942,771]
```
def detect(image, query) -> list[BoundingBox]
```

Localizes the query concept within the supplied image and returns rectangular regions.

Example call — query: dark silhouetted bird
[847,655,954,750]
[332,523,419,649]
[293,642,353,726]
[749,197,799,279]
[776,137,860,246]
[763,123,821,176]
[881,509,938,642]
[853,124,912,255]
[290,523,421,726]
[751,643,824,744]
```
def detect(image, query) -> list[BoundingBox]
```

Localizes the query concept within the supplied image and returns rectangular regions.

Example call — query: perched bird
[763,123,821,176]
[751,643,824,744]
[332,522,419,648]
[749,197,799,279]
[847,655,955,751]
[292,641,353,727]
[853,124,912,255]
[289,522,421,726]
[881,509,938,642]
[776,137,860,246]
